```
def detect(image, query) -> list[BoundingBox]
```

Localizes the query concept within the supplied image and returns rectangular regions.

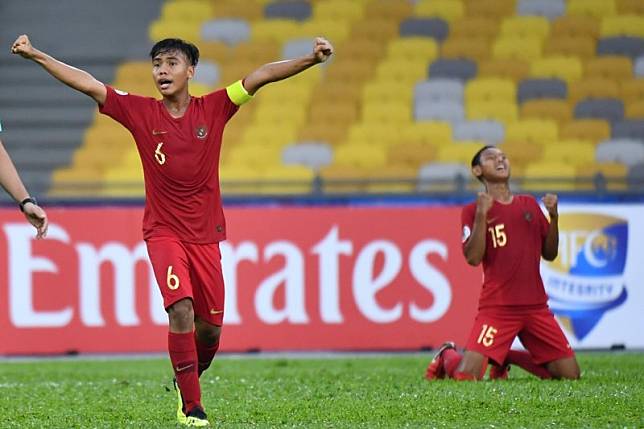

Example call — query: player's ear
[472,165,482,179]
[187,65,195,80]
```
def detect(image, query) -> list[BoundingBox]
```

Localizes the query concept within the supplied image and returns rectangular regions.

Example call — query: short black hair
[471,145,497,168]
[149,38,199,66]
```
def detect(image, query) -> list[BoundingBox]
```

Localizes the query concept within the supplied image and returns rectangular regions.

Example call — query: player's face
[151,51,195,97]
[477,148,510,182]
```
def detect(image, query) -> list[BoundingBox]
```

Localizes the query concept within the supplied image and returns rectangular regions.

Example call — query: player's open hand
[23,202,48,239]
[313,37,333,63]
[11,34,36,59]
[476,192,494,216]
[541,193,558,218]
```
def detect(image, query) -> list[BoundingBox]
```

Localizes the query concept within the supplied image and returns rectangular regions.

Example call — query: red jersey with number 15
[99,85,239,243]
[461,195,550,309]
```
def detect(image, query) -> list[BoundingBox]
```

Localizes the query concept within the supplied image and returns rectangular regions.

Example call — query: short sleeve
[461,203,475,245]
[203,88,240,122]
[531,197,550,238]
[99,85,148,131]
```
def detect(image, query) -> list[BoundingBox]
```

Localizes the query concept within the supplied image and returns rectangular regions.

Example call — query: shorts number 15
[477,324,498,347]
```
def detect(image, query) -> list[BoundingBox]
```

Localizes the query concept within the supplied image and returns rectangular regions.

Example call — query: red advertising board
[0,206,481,355]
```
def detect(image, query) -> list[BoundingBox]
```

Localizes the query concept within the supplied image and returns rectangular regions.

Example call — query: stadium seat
[576,162,628,190]
[551,15,600,39]
[617,0,644,14]
[260,165,315,194]
[264,1,312,21]
[574,99,625,122]
[466,78,516,103]
[364,0,413,21]
[627,162,644,187]
[500,16,551,40]
[626,101,644,119]
[493,37,543,62]
[251,19,301,43]
[621,79,644,104]
[415,79,464,102]
[428,58,478,81]
[365,165,418,194]
[517,0,565,20]
[478,59,530,82]
[543,35,597,59]
[314,0,365,21]
[465,0,517,19]
[635,56,644,77]
[193,60,219,86]
[318,165,369,194]
[453,120,505,144]
[542,141,596,166]
[597,36,644,59]
[377,60,428,82]
[365,82,413,103]
[601,15,644,37]
[505,119,558,144]
[201,19,251,45]
[499,141,544,170]
[520,99,572,124]
[437,142,484,164]
[387,38,439,62]
[596,138,644,166]
[467,101,519,123]
[449,17,499,39]
[530,56,583,83]
[388,143,437,168]
[569,78,620,105]
[585,56,633,80]
[415,100,465,122]
[400,121,453,146]
[611,119,644,140]
[517,78,567,103]
[362,102,412,124]
[399,18,449,42]
[414,0,464,22]
[417,162,471,192]
[568,0,617,18]
[560,119,611,142]
[441,37,492,62]
[522,161,577,191]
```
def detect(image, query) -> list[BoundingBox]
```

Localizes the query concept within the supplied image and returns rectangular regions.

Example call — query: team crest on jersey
[195,125,208,139]
[524,211,533,222]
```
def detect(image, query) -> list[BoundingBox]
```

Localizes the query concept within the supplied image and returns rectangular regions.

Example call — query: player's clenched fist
[475,192,494,216]
[312,37,333,63]
[11,34,35,59]
[541,193,558,218]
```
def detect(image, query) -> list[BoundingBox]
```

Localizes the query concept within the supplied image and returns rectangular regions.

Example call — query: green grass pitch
[1,352,642,428]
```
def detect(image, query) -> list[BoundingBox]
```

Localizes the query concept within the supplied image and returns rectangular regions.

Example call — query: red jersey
[461,194,550,309]
[99,85,238,243]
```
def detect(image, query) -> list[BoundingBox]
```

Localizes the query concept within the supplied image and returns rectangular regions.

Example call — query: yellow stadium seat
[260,165,315,195]
[441,38,491,62]
[493,37,542,62]
[297,20,352,43]
[319,164,370,194]
[230,41,280,63]
[551,16,600,39]
[314,0,365,21]
[226,143,283,168]
[346,124,399,146]
[568,0,617,18]
[625,101,644,119]
[617,0,644,14]
[522,162,577,191]
[365,0,413,20]
[251,20,301,43]
[402,121,453,146]
[569,79,620,105]
[498,141,543,170]
[505,120,559,144]
[465,0,517,18]
[149,21,201,43]
[361,103,412,124]
[326,60,376,84]
[309,103,359,127]
[363,82,413,103]
[543,141,596,165]
[478,59,530,82]
[437,142,484,164]
[334,143,387,168]
[602,15,644,37]
[520,99,572,125]
[340,40,385,61]
[351,19,399,41]
[219,165,264,195]
[467,101,518,123]
[161,0,214,21]
[415,0,464,21]
[211,1,263,21]
[375,60,428,82]
[465,78,516,103]
[388,143,436,168]
[530,56,583,83]
[240,126,298,148]
[365,165,418,193]
[500,16,550,40]
[543,35,597,60]
[386,38,439,62]
[576,162,628,190]
[621,80,644,104]
[450,17,499,39]
[585,56,633,80]
[254,105,308,127]
[298,124,348,146]
[560,119,611,143]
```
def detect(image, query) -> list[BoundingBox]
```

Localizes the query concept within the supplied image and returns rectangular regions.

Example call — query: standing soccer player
[425,145,580,381]
[12,34,333,426]
[0,121,48,239]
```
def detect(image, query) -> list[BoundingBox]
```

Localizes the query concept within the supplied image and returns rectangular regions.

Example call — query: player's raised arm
[242,37,333,95]
[11,34,107,105]
[541,193,559,261]
[463,192,493,266]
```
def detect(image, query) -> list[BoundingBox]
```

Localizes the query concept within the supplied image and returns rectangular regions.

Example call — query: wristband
[19,197,37,212]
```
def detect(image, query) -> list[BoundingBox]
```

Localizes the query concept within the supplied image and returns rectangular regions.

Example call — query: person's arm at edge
[241,37,333,95]
[11,34,106,105]
[463,209,488,266]
[541,193,559,261]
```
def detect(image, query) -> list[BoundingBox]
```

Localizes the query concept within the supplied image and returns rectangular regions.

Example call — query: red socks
[168,332,201,412]
[505,350,552,379]
[195,336,220,377]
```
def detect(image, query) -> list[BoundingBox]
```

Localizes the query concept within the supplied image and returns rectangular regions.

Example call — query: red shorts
[465,307,575,366]
[146,237,225,326]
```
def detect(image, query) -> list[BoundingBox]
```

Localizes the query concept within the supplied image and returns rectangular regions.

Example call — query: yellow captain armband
[226,80,253,106]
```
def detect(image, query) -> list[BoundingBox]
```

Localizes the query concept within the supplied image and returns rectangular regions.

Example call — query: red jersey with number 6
[461,195,551,309]
[99,85,238,243]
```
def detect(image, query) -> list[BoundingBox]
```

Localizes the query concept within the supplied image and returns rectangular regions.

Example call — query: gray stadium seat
[634,56,644,77]
[596,138,644,167]
[574,99,624,122]
[400,18,449,42]
[414,79,464,102]
[201,19,250,45]
[417,162,471,192]
[428,59,477,81]
[282,142,333,170]
[612,120,644,140]
[282,38,315,59]
[628,163,644,188]
[194,60,219,86]
[517,78,567,103]
[597,36,644,59]
[453,120,505,144]
[415,100,465,122]
[517,0,565,20]
[265,0,312,21]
